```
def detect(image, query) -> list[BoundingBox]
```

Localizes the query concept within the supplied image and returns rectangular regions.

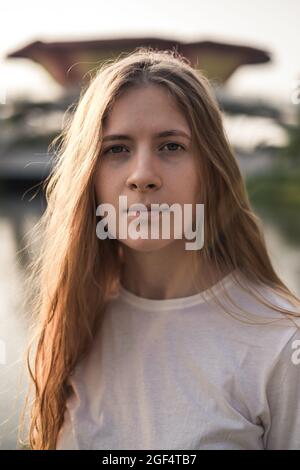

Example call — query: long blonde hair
[18,47,300,450]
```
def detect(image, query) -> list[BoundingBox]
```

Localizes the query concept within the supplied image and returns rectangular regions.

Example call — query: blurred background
[0,0,300,450]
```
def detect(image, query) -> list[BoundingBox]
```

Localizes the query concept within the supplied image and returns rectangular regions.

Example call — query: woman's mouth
[127,209,162,217]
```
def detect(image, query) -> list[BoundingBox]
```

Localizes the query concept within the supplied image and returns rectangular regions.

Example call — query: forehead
[103,84,190,134]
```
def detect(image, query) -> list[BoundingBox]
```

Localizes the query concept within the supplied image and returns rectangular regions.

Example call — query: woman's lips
[127,209,165,217]
[122,203,170,218]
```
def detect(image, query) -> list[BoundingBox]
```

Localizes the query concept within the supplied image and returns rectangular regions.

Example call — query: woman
[19,48,300,450]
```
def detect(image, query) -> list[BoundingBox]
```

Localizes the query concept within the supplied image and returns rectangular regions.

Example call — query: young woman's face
[94,84,200,252]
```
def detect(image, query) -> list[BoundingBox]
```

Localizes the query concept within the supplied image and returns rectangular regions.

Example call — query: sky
[0,0,300,105]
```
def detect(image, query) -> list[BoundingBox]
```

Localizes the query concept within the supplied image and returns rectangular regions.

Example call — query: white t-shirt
[56,269,300,450]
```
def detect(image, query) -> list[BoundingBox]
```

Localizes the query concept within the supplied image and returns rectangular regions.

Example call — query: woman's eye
[103,142,185,156]
[161,142,185,152]
[104,145,128,155]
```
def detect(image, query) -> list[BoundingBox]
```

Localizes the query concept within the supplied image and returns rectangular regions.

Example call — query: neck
[119,240,227,300]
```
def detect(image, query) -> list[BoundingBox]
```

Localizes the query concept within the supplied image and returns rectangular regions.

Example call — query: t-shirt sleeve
[264,326,300,450]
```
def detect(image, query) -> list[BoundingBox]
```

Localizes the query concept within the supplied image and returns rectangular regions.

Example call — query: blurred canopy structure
[6,36,270,90]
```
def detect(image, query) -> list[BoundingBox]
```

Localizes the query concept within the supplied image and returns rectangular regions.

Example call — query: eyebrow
[102,129,191,142]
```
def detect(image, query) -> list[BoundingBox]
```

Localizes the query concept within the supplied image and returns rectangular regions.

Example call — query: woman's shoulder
[213,271,300,359]
[226,270,300,325]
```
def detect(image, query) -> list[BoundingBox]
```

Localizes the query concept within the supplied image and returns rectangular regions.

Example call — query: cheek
[177,164,200,203]
[94,166,122,205]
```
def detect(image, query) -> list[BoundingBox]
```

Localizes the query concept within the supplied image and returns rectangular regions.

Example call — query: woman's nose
[129,181,158,191]
[126,160,162,192]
